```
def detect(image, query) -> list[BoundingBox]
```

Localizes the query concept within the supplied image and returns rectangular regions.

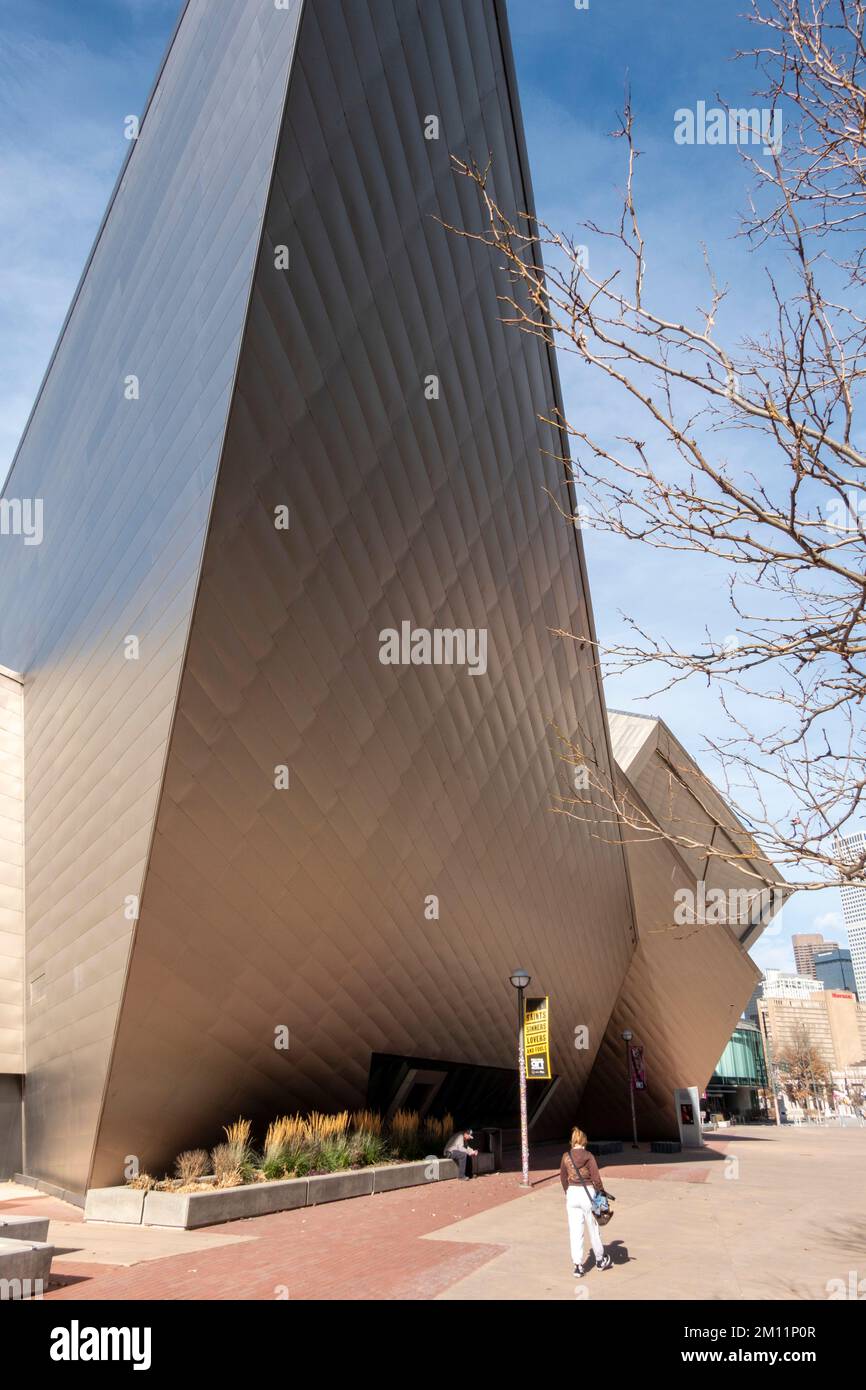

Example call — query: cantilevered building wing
[0,0,638,1194]
[579,712,785,1141]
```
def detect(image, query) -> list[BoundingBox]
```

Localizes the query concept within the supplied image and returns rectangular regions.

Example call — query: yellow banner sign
[524,995,551,1080]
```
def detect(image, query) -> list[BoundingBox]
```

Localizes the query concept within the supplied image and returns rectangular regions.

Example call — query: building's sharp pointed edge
[0,0,305,1193]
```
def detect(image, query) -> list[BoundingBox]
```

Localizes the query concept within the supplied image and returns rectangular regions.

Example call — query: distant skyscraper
[837,832,866,1006]
[763,969,825,1000]
[814,949,858,998]
[792,932,841,978]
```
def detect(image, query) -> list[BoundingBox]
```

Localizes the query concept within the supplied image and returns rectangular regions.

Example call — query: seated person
[444,1126,478,1179]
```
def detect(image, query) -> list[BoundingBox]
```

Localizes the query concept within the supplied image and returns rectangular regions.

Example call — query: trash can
[480,1127,502,1171]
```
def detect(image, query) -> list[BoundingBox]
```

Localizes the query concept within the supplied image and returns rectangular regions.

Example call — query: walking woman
[560,1126,613,1277]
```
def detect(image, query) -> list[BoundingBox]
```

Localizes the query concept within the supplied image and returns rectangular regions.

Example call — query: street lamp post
[622,1028,639,1149]
[510,969,531,1187]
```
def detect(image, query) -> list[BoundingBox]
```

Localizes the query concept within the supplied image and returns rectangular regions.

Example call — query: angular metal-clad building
[0,0,644,1195]
[1,1,781,1196]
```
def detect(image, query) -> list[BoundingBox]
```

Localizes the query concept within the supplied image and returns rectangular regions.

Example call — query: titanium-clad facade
[2,0,641,1192]
[579,714,780,1141]
[0,0,304,1190]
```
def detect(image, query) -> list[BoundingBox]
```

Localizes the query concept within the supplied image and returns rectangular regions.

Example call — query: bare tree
[776,1024,831,1110]
[444,0,866,892]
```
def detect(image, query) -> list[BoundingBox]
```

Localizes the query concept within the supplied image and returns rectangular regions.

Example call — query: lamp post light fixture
[510,969,532,1187]
[621,1027,639,1149]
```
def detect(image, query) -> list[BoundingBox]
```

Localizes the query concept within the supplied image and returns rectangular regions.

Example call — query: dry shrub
[174,1148,209,1184]
[283,1114,308,1147]
[390,1109,419,1141]
[423,1116,445,1145]
[306,1111,348,1145]
[350,1109,383,1135]
[128,1172,155,1191]
[390,1109,426,1159]
[223,1118,252,1161]
[264,1114,306,1165]
[423,1114,456,1146]
[211,1142,242,1188]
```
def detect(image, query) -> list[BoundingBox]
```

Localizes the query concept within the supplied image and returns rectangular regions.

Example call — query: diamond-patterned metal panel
[90,0,637,1185]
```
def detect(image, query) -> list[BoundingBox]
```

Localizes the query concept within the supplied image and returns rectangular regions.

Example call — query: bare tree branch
[442,0,866,891]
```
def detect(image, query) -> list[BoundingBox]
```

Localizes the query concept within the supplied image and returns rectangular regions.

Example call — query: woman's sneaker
[596,1254,612,1271]
[573,1263,585,1278]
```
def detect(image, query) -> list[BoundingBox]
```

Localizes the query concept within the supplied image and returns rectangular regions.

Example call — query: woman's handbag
[567,1150,614,1226]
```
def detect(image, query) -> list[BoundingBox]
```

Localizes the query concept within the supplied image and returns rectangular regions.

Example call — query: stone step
[0,1214,50,1242]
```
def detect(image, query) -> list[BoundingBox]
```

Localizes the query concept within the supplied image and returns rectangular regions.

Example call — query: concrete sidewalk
[430,1126,866,1300]
[2,1124,863,1299]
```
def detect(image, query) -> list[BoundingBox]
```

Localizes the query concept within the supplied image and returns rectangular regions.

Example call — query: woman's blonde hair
[570,1126,588,1149]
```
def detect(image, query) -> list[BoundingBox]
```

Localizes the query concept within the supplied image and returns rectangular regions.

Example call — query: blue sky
[0,0,845,969]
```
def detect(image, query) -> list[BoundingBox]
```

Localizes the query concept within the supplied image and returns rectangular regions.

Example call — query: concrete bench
[0,1214,50,1243]
[0,1237,54,1298]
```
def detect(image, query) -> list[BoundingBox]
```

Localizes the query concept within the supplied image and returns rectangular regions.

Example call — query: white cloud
[815,911,843,933]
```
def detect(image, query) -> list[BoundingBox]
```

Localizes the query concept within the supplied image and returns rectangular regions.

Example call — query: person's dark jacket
[559,1146,607,1194]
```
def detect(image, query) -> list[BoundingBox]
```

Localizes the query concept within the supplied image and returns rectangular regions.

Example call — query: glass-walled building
[815,949,859,998]
[705,1021,769,1122]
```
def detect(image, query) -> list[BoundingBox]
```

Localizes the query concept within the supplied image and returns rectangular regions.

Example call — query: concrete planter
[144,1176,309,1229]
[308,1169,373,1205]
[84,1186,147,1225]
[373,1159,444,1192]
[88,1156,460,1230]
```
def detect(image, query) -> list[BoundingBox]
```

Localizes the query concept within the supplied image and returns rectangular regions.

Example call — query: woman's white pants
[566,1186,605,1265]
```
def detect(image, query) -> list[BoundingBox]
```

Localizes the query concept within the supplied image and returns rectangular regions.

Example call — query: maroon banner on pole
[629,1044,647,1091]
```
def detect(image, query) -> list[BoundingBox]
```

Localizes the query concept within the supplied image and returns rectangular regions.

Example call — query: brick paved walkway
[39,1152,563,1301]
[2,1143,724,1301]
[7,1127,859,1300]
